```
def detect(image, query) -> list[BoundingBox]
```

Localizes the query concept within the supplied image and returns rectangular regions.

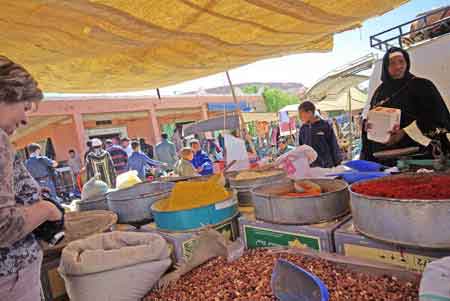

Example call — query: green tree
[241,85,260,94]
[262,88,299,112]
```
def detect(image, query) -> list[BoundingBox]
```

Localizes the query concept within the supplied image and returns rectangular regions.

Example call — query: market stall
[9,1,450,300]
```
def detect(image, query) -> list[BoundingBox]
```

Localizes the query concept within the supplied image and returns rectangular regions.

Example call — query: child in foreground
[174,147,199,177]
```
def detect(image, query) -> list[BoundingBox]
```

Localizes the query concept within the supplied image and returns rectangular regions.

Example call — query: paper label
[344,244,436,272]
[243,225,321,251]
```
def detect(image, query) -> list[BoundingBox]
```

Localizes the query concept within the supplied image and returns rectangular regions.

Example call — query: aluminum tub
[228,169,287,206]
[151,193,238,232]
[350,174,450,249]
[107,181,174,225]
[252,179,349,225]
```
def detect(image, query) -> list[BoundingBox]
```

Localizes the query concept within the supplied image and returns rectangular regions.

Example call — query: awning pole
[225,71,244,131]
[348,88,353,160]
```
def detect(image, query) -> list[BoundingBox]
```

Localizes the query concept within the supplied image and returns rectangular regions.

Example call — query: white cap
[91,138,102,147]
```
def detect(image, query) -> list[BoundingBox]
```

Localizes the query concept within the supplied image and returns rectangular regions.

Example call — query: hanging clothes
[270,126,279,146]
[256,121,269,138]
[45,138,56,160]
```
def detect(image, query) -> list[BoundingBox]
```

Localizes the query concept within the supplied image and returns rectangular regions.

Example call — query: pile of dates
[145,249,419,301]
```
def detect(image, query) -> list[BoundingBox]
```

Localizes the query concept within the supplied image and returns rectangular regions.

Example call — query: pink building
[11,95,263,161]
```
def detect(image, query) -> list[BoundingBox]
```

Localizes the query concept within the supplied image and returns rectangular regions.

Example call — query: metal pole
[225,71,244,130]
[348,88,353,160]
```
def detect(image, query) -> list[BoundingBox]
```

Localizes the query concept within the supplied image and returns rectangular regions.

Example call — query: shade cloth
[3,0,407,93]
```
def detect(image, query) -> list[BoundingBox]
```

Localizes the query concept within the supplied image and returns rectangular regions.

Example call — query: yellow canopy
[3,1,407,93]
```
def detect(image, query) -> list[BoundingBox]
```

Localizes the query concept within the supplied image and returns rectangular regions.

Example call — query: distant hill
[183,82,306,95]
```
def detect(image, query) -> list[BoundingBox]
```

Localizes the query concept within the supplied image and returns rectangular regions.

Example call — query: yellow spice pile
[154,175,230,212]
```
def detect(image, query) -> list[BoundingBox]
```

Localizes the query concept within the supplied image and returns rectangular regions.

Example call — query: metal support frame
[370,8,450,51]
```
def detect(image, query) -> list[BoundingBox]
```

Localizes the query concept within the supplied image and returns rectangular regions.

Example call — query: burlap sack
[58,231,171,301]
[420,256,450,301]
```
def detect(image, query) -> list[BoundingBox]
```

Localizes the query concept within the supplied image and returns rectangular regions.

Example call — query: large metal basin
[350,174,450,249]
[107,181,174,225]
[76,194,109,211]
[151,193,238,232]
[228,169,287,206]
[252,179,349,225]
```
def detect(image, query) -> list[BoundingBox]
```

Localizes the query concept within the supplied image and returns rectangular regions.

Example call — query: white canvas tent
[304,54,377,156]
[315,87,367,112]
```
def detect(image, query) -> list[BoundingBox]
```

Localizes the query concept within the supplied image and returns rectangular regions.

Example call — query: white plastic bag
[274,145,318,179]
[116,170,142,190]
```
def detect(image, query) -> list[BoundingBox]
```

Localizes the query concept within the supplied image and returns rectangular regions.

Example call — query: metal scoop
[271,259,329,301]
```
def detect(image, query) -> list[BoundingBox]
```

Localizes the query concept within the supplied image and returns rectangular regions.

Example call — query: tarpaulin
[2,1,408,93]
[183,115,239,136]
[207,102,252,112]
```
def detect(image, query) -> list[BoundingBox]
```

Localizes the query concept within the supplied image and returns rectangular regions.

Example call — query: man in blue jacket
[26,143,59,198]
[298,101,341,168]
[128,141,167,180]
[190,139,214,176]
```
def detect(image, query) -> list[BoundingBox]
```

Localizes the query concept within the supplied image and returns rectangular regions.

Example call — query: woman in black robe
[360,47,450,165]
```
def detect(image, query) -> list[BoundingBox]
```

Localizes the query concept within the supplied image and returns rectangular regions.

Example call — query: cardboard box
[334,219,450,272]
[367,107,401,143]
[239,215,351,253]
[140,215,240,263]
[41,254,68,301]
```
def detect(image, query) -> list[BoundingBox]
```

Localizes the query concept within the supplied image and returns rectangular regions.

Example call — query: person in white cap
[361,47,450,165]
[85,138,116,188]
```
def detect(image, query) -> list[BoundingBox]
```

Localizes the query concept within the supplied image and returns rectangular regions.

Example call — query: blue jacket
[26,156,54,179]
[128,151,164,180]
[26,155,57,198]
[192,150,214,176]
[299,119,341,168]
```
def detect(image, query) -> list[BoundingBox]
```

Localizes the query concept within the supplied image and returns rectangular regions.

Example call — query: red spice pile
[352,175,450,200]
[145,249,418,301]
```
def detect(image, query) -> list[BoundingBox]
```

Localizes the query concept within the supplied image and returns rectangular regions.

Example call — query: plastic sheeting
[183,115,239,135]
[3,1,408,93]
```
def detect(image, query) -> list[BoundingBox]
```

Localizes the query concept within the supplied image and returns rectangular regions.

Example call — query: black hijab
[380,47,414,96]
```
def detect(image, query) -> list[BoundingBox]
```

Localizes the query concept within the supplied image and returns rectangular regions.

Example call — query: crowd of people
[24,103,346,199]
[19,131,226,201]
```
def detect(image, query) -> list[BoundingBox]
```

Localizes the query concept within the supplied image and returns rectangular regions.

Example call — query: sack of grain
[58,231,171,301]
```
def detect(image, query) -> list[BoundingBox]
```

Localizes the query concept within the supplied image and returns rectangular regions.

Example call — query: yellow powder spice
[154,175,230,212]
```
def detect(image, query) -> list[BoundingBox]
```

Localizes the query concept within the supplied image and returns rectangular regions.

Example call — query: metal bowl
[252,179,350,225]
[76,194,109,211]
[151,192,238,232]
[107,181,174,225]
[228,169,287,206]
[349,173,450,249]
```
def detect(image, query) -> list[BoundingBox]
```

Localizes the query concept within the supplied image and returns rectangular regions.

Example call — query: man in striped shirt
[106,137,128,175]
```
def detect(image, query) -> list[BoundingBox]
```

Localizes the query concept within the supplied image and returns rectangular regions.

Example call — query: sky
[47,0,449,97]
